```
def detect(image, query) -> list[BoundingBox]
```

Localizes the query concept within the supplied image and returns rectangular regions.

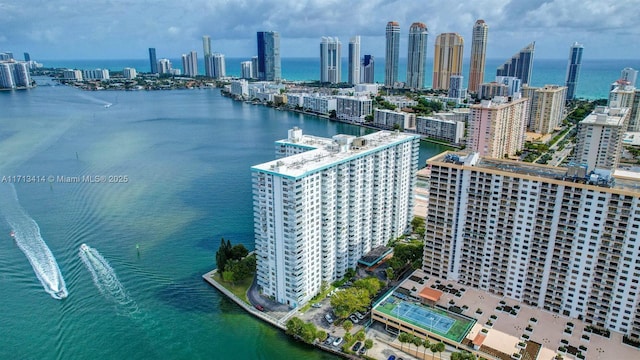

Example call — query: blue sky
[1,0,639,60]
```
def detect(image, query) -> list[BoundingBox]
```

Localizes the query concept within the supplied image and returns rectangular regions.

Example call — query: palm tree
[411,335,422,356]
[422,339,431,360]
[435,342,445,360]
[430,343,438,360]
[398,332,409,351]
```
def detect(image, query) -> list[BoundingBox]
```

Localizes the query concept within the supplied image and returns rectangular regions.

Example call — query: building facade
[415,116,465,143]
[468,20,488,93]
[182,51,198,77]
[574,106,629,172]
[522,85,567,134]
[257,31,281,81]
[373,109,415,130]
[496,42,535,85]
[423,151,640,341]
[385,21,400,88]
[335,96,372,122]
[361,55,375,84]
[565,42,583,101]
[348,36,361,85]
[252,128,419,307]
[468,97,529,158]
[148,48,158,74]
[406,22,428,89]
[123,67,137,79]
[432,33,464,91]
[320,37,341,84]
[241,61,253,79]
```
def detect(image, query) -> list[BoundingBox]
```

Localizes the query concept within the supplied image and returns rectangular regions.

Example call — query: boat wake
[79,243,141,318]
[0,184,68,299]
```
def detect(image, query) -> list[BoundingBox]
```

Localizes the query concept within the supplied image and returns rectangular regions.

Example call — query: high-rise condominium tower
[257,31,281,81]
[468,97,529,158]
[497,42,535,85]
[423,151,640,340]
[320,37,341,84]
[253,128,419,307]
[148,48,158,74]
[565,42,583,100]
[182,51,198,77]
[432,33,464,90]
[348,36,361,85]
[574,106,628,172]
[406,22,428,89]
[361,55,375,83]
[468,20,488,93]
[385,21,400,87]
[203,35,214,78]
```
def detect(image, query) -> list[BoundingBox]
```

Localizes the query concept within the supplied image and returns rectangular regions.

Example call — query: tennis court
[374,292,475,343]
[392,302,455,334]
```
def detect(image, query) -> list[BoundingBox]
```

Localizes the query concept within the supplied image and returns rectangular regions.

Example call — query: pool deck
[397,269,640,360]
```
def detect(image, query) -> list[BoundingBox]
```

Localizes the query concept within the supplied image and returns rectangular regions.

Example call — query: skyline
[2,1,640,61]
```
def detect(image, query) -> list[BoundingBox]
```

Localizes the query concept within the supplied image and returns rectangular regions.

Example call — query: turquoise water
[41,58,640,99]
[0,85,447,359]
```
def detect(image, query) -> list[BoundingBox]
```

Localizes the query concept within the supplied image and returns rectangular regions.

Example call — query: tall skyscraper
[182,51,198,77]
[432,33,464,90]
[574,106,628,172]
[203,35,214,78]
[406,22,428,89]
[251,56,259,79]
[565,42,583,100]
[23,52,31,62]
[253,128,419,307]
[468,20,488,93]
[496,42,535,85]
[423,151,640,340]
[320,37,341,84]
[361,55,375,83]
[257,31,281,81]
[212,53,226,79]
[348,36,361,85]
[148,48,158,74]
[468,97,529,158]
[385,21,400,87]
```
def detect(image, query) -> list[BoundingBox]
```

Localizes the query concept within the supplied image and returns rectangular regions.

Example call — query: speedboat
[104,103,112,108]
[9,230,15,238]
[54,289,68,299]
[80,243,90,252]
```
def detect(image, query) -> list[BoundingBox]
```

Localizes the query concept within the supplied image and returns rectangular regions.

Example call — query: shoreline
[202,269,359,360]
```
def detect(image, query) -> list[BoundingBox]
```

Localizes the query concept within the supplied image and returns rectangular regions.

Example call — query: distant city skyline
[2,1,639,60]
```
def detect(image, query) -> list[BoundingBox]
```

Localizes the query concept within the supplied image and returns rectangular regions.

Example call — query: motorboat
[80,243,90,252]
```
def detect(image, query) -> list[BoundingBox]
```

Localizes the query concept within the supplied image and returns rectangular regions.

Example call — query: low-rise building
[336,96,372,122]
[415,116,465,143]
[373,109,415,130]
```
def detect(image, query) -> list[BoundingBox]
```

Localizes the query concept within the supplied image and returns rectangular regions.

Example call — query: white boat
[80,243,90,252]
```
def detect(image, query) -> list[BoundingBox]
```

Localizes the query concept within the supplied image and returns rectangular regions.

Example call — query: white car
[324,313,334,324]
[355,311,365,320]
[332,337,343,347]
[349,314,360,324]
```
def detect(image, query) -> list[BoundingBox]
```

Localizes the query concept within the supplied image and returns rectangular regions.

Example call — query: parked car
[351,341,362,352]
[311,303,322,308]
[324,313,334,324]
[332,337,343,347]
[254,304,264,311]
[349,314,359,324]
[355,311,365,320]
[358,346,366,355]
[387,356,396,360]
[325,336,335,345]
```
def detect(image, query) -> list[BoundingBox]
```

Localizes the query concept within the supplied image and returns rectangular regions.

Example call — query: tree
[435,342,445,360]
[230,244,249,259]
[364,338,374,350]
[216,238,231,272]
[343,319,353,334]
[385,267,395,282]
[451,351,475,360]
[422,339,431,360]
[398,332,409,351]
[222,270,235,285]
[330,288,369,318]
[285,317,305,337]
[300,322,318,344]
[316,330,327,342]
[355,329,366,342]
[353,277,384,298]
[411,335,422,355]
[430,343,438,360]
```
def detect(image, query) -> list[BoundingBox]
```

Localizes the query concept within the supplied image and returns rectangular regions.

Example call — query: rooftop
[253,130,418,179]
[430,152,640,193]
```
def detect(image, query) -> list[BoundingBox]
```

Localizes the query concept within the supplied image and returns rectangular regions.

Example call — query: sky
[2,0,640,61]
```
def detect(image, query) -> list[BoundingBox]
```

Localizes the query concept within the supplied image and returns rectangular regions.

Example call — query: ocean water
[41,57,640,99]
[0,84,448,359]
